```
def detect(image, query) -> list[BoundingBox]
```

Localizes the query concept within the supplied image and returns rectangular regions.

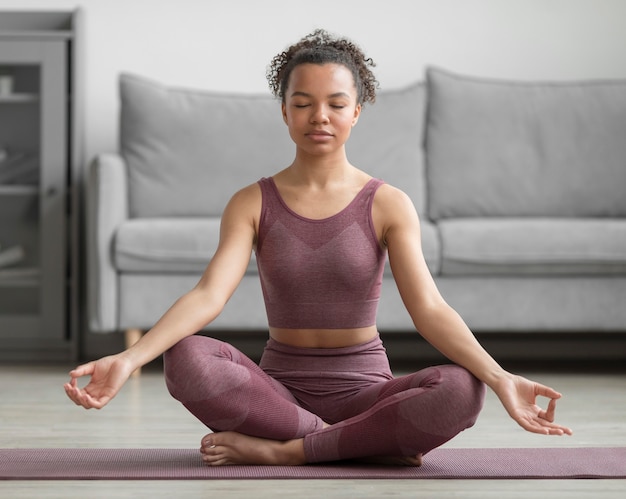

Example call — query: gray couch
[87,68,626,354]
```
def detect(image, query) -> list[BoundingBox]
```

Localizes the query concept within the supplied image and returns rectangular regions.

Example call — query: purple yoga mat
[1,447,625,480]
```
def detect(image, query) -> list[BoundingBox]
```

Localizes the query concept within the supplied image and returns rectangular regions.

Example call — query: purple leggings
[163,334,485,463]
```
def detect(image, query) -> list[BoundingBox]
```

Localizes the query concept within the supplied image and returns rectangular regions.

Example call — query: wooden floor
[1,361,624,498]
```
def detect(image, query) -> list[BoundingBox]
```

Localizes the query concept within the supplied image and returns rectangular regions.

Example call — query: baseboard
[79,329,626,372]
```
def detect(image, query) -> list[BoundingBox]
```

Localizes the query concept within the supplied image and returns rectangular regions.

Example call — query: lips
[306,130,333,140]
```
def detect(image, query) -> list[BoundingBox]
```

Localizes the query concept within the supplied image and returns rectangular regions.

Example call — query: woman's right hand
[64,353,135,409]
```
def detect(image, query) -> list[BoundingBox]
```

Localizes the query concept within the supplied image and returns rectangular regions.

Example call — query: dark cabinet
[0,10,82,361]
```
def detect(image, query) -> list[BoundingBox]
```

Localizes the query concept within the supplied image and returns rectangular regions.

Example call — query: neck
[288,149,354,186]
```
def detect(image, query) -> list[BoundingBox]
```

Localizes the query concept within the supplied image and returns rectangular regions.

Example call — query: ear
[352,103,362,127]
[281,101,288,125]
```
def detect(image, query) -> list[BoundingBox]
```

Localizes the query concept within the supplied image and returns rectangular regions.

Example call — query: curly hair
[267,29,378,105]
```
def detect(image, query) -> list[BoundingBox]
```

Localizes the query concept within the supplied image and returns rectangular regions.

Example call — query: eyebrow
[290,91,352,99]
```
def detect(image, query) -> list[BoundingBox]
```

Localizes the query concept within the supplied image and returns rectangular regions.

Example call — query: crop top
[255,176,387,329]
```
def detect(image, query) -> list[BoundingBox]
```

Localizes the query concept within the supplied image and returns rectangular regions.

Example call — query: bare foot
[355,454,423,467]
[200,432,306,466]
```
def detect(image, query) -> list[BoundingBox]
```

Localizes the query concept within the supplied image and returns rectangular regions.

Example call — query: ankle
[277,439,306,465]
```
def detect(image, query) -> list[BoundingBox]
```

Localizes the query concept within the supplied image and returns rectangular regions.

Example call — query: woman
[65,30,571,466]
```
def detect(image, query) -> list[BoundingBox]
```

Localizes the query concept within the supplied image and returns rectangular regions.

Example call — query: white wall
[1,0,626,163]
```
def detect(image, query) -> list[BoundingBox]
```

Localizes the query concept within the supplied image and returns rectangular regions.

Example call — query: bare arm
[375,185,572,436]
[122,185,260,368]
[65,184,261,408]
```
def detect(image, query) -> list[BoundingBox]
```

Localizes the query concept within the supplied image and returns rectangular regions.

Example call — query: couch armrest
[87,153,129,332]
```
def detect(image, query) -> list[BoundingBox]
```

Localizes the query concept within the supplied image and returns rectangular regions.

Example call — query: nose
[310,104,329,124]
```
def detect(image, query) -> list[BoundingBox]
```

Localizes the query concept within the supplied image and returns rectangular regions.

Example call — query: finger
[541,398,558,422]
[539,415,574,436]
[70,386,92,409]
[69,389,89,409]
[519,418,560,435]
[534,382,562,400]
[64,383,82,406]
[65,383,108,410]
[518,414,573,436]
[515,412,563,435]
[540,423,572,436]
[69,361,96,379]
[518,417,551,435]
[64,383,87,406]
[537,419,565,435]
[78,391,109,410]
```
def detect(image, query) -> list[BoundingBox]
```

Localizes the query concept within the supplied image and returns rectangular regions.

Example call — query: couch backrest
[347,82,426,214]
[425,67,626,219]
[120,73,293,217]
[120,74,427,218]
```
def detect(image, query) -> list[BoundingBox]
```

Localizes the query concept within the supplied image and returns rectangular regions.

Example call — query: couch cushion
[426,67,626,219]
[121,73,428,219]
[439,218,626,275]
[114,218,257,273]
[349,82,438,274]
[121,73,293,218]
[114,217,440,277]
[347,82,427,214]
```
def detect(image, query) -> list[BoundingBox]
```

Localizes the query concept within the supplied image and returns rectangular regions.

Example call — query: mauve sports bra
[255,177,387,329]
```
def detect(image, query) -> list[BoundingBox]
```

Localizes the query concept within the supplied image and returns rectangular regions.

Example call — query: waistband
[263,334,384,357]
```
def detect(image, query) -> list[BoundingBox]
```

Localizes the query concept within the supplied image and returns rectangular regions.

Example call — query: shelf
[0,315,40,338]
[0,184,38,195]
[0,31,72,40]
[0,267,40,287]
[0,93,38,103]
[0,11,75,40]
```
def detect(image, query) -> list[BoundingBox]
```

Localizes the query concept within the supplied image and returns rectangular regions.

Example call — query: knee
[163,335,224,401]
[442,365,486,427]
[163,335,206,373]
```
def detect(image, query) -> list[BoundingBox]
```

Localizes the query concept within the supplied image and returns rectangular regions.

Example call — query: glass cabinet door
[0,40,67,340]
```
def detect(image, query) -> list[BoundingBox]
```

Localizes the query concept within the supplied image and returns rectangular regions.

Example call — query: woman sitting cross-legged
[65,29,572,466]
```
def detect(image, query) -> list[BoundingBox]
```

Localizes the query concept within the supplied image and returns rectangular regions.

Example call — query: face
[281,63,361,158]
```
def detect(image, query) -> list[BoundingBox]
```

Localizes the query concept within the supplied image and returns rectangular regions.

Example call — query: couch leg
[125,328,144,377]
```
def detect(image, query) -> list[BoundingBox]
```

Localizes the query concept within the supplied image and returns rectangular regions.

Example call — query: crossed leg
[163,335,325,440]
[302,364,485,463]
[164,336,485,466]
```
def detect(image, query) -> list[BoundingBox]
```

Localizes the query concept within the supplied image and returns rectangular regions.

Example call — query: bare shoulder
[223,182,262,217]
[374,183,419,220]
[217,182,264,244]
[372,183,421,246]
[228,182,262,205]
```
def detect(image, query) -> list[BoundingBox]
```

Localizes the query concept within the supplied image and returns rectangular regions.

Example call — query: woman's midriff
[268,325,379,348]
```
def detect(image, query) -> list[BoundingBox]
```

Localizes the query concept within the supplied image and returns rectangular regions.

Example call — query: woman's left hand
[494,374,573,436]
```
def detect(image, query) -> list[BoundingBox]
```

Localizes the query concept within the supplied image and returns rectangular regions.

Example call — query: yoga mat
[1,447,624,480]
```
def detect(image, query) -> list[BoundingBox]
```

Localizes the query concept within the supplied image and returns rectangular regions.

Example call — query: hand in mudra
[495,373,573,436]
[64,354,134,409]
